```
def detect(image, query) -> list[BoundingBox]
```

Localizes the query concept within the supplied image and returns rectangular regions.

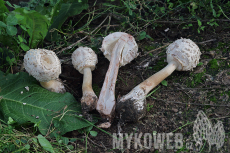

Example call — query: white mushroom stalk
[117,38,201,124]
[72,47,98,116]
[24,49,65,93]
[96,32,138,128]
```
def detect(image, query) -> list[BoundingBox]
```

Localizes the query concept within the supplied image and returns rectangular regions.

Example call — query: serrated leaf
[6,25,17,36]
[37,134,54,153]
[46,0,88,41]
[13,8,49,48]
[0,71,94,136]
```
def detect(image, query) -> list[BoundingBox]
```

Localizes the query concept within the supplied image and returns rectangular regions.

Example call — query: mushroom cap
[72,47,98,74]
[166,38,201,71]
[24,49,61,82]
[101,32,139,67]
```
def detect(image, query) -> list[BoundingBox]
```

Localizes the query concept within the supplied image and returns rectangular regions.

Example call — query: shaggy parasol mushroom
[72,47,98,116]
[96,32,138,128]
[117,38,201,124]
[24,49,65,93]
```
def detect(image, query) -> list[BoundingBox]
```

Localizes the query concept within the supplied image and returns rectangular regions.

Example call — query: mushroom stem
[96,36,127,124]
[40,80,65,93]
[139,61,178,94]
[81,67,98,113]
[82,67,94,95]
[116,61,179,123]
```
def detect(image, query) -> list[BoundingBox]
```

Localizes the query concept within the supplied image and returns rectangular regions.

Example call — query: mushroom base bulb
[116,86,147,124]
[40,79,66,93]
[81,93,98,113]
[116,97,147,124]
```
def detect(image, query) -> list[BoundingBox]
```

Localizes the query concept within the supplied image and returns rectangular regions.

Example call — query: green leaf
[137,31,146,40]
[7,117,16,124]
[210,0,216,17]
[37,134,54,153]
[5,1,13,8]
[197,62,203,66]
[0,0,8,11]
[160,7,165,13]
[129,9,133,16]
[6,25,17,36]
[24,144,30,150]
[20,43,30,51]
[0,71,94,136]
[6,15,18,26]
[13,8,49,48]
[89,131,98,137]
[0,21,6,28]
[0,47,15,66]
[67,145,74,150]
[5,56,16,66]
[18,35,26,43]
[197,19,202,26]
[46,0,88,41]
[0,35,18,51]
[0,0,9,17]
[62,137,69,145]
[34,120,41,128]
[161,80,167,86]
[14,14,24,22]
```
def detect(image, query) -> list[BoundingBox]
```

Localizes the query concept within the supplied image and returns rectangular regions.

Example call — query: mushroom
[24,49,65,93]
[72,47,98,116]
[116,38,201,124]
[96,32,139,128]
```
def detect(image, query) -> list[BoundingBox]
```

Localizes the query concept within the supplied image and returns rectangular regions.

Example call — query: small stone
[164,28,170,32]
[172,108,178,112]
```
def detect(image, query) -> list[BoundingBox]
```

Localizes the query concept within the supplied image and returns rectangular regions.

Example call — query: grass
[0,120,85,152]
